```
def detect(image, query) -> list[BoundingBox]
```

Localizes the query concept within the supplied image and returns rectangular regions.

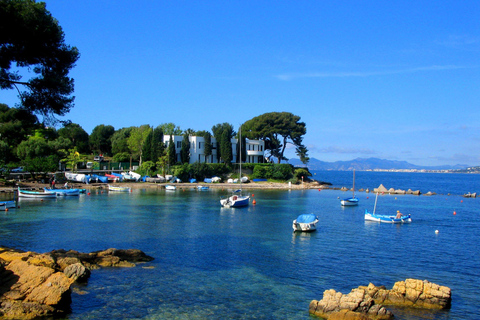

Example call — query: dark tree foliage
[180,133,190,164]
[111,127,134,155]
[89,124,114,155]
[0,103,39,162]
[151,126,164,162]
[220,130,232,165]
[212,123,233,163]
[0,0,80,124]
[242,112,308,164]
[142,130,153,162]
[203,131,212,163]
[58,123,89,154]
[167,135,176,165]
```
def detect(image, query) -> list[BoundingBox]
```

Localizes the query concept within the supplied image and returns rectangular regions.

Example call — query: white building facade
[163,135,265,164]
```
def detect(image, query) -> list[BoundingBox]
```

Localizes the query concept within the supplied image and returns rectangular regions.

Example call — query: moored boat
[18,187,56,199]
[364,192,412,223]
[292,213,319,232]
[44,188,80,196]
[341,169,359,206]
[220,191,250,207]
[0,200,16,210]
[364,210,412,223]
[220,127,249,208]
[165,185,176,190]
[108,185,131,192]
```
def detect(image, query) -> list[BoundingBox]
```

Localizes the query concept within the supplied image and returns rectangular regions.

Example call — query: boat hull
[0,200,16,210]
[292,214,319,232]
[341,198,359,206]
[292,221,318,232]
[18,188,56,199]
[364,210,412,223]
[108,185,131,192]
[220,195,250,208]
[44,188,80,196]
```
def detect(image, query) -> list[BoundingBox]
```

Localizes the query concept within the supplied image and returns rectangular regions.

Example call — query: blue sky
[2,1,479,167]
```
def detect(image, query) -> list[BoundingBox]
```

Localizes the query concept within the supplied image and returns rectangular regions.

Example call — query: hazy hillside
[287,157,468,171]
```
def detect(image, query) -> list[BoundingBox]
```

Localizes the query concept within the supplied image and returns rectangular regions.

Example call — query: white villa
[163,135,265,164]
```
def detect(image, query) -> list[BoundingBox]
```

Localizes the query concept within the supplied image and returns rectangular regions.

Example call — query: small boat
[364,211,412,223]
[108,185,131,192]
[292,214,319,232]
[341,169,359,206]
[165,185,176,191]
[220,191,250,207]
[0,200,16,210]
[197,185,209,190]
[364,193,412,224]
[44,188,80,196]
[17,187,56,199]
[220,127,249,208]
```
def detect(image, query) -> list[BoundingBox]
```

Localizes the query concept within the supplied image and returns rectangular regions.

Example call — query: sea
[0,170,478,320]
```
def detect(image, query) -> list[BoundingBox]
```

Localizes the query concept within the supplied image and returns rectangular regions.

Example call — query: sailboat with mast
[220,128,250,208]
[340,169,359,206]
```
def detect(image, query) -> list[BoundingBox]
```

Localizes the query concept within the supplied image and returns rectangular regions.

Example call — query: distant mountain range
[287,157,469,171]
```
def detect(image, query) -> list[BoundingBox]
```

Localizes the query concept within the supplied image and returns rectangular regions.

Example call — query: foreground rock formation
[309,279,451,319]
[0,247,153,319]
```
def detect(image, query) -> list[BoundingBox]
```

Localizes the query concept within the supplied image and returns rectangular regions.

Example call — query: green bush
[294,168,311,181]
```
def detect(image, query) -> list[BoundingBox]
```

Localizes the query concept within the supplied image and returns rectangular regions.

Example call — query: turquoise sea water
[0,172,479,319]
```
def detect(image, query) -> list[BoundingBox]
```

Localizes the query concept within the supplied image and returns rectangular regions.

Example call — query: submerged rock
[0,247,154,319]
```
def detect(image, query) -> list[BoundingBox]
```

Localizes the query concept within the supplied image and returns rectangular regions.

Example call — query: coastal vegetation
[0,102,310,183]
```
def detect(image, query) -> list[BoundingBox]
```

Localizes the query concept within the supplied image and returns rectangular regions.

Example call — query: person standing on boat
[396,210,402,219]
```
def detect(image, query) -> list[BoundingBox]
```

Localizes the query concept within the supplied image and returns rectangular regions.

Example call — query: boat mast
[373,192,378,214]
[239,126,242,190]
[352,169,355,198]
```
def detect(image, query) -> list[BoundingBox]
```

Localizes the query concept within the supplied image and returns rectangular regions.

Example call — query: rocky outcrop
[310,279,451,319]
[373,184,421,195]
[0,247,153,319]
[362,279,451,310]
[309,288,393,320]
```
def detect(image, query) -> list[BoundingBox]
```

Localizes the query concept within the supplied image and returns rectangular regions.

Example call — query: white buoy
[435,230,439,234]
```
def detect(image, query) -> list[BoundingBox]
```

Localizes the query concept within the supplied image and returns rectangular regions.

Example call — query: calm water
[312,170,479,196]
[0,172,479,319]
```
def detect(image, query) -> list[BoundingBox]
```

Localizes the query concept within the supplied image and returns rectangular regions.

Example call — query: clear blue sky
[2,1,479,167]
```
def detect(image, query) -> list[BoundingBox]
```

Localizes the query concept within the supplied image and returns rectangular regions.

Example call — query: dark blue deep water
[0,171,479,319]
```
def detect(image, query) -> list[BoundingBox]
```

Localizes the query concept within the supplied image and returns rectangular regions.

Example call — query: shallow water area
[0,176,479,319]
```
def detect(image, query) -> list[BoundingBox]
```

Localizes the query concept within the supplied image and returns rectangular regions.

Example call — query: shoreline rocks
[309,279,451,319]
[0,247,153,319]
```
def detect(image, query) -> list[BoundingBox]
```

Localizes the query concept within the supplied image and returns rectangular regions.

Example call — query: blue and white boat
[220,128,249,208]
[0,200,16,210]
[197,185,209,190]
[220,190,250,207]
[364,193,412,223]
[341,169,359,206]
[364,211,412,223]
[18,187,56,199]
[292,213,319,232]
[44,188,80,196]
